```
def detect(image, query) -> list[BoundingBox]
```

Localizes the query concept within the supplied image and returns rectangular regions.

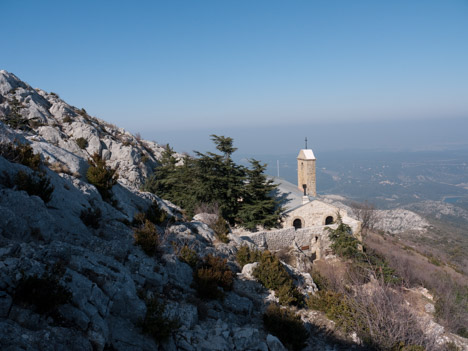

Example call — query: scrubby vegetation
[194,254,233,300]
[140,297,180,342]
[328,216,399,284]
[236,244,262,267]
[14,170,54,203]
[177,244,198,268]
[364,232,468,339]
[14,272,72,316]
[0,142,42,171]
[2,96,31,130]
[253,250,302,306]
[144,201,168,226]
[304,222,457,350]
[210,216,230,243]
[263,303,309,351]
[133,220,160,256]
[143,136,283,229]
[307,290,356,333]
[80,206,102,229]
[75,137,88,149]
[86,153,118,201]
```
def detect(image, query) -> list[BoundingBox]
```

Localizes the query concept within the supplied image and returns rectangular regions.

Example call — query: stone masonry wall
[240,226,328,251]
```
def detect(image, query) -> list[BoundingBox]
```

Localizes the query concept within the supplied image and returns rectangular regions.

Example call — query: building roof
[297,149,316,160]
[272,176,314,211]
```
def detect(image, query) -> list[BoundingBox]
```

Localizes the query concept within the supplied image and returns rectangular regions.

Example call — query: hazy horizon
[2,1,467,147]
[141,116,468,157]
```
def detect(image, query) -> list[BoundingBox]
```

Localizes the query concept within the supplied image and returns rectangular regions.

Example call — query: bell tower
[297,138,316,197]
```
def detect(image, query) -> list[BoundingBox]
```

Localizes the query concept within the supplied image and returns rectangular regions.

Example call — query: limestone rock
[266,334,287,351]
[241,262,259,280]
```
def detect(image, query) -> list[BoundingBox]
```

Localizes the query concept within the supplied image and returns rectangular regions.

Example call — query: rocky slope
[321,195,431,235]
[1,70,466,351]
[0,71,283,350]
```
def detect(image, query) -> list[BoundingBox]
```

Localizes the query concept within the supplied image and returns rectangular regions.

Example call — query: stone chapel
[278,146,361,236]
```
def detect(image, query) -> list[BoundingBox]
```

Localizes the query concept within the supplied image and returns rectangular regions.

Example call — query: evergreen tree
[237,159,283,230]
[143,135,283,229]
[193,135,245,224]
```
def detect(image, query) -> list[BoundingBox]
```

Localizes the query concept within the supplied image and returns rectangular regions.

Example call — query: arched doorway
[325,216,334,225]
[293,218,302,230]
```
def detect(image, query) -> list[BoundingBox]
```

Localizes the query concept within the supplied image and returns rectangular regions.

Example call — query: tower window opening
[325,216,334,225]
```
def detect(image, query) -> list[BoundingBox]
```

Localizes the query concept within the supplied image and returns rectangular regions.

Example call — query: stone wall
[239,214,362,259]
[240,226,327,251]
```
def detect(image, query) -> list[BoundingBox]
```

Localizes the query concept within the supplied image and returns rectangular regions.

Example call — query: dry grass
[364,231,468,338]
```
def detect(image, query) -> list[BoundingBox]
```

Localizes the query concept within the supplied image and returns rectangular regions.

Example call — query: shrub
[327,218,361,259]
[86,153,118,200]
[75,137,88,149]
[236,244,262,267]
[434,281,468,338]
[63,115,72,124]
[306,290,356,333]
[80,206,102,229]
[140,298,179,341]
[210,216,230,243]
[263,304,309,351]
[0,142,41,171]
[134,220,159,256]
[14,170,54,203]
[14,273,72,316]
[145,201,167,225]
[253,250,301,306]
[178,245,198,268]
[3,96,30,131]
[194,254,233,299]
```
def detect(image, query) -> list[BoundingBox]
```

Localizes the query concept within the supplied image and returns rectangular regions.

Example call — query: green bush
[194,254,233,299]
[210,216,230,243]
[327,218,361,259]
[14,273,72,315]
[263,304,309,351]
[80,206,102,228]
[140,298,180,341]
[178,245,198,268]
[145,201,167,225]
[253,250,301,306]
[75,137,88,149]
[86,153,118,200]
[0,142,41,171]
[3,96,30,131]
[236,245,262,267]
[134,220,160,256]
[306,290,356,333]
[328,217,399,284]
[14,170,54,203]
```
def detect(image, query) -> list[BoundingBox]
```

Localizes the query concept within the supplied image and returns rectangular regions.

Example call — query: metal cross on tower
[305,137,308,149]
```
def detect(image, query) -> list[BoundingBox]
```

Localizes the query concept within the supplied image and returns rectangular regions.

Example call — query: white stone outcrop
[1,70,312,351]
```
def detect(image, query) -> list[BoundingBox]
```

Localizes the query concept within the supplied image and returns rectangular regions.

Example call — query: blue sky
[2,0,468,154]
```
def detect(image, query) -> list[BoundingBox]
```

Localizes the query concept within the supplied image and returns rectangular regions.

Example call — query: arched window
[325,216,334,225]
[293,218,302,230]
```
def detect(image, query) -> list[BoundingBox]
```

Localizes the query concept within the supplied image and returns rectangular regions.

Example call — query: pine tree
[193,135,245,224]
[143,135,283,229]
[143,144,178,196]
[237,159,283,230]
